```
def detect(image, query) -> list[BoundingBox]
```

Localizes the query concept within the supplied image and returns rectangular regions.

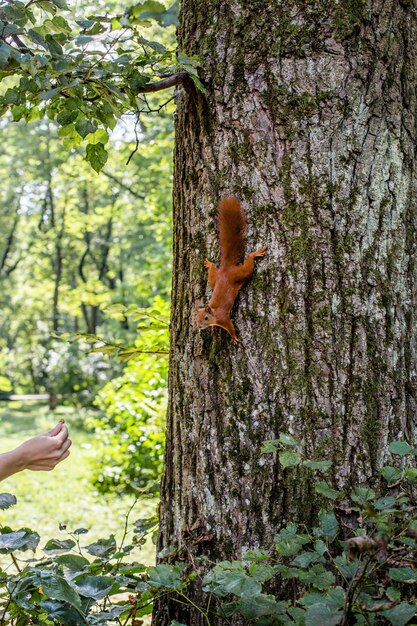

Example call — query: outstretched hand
[0,421,72,481]
[17,421,72,471]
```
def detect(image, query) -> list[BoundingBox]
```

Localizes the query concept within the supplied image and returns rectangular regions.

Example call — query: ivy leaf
[0,493,17,510]
[388,567,417,583]
[40,600,84,626]
[147,564,183,591]
[350,487,375,504]
[225,594,286,620]
[405,467,417,480]
[0,528,40,552]
[86,142,108,173]
[43,538,76,554]
[73,574,118,600]
[85,535,116,557]
[55,554,90,573]
[279,450,301,468]
[302,459,332,471]
[42,576,82,609]
[260,439,280,454]
[298,566,336,590]
[381,466,402,483]
[382,603,416,626]
[274,523,310,557]
[388,440,412,456]
[314,482,340,500]
[305,603,343,626]
[278,433,299,447]
[317,511,338,541]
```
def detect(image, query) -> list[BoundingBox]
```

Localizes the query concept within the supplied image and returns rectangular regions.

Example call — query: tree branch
[137,71,188,93]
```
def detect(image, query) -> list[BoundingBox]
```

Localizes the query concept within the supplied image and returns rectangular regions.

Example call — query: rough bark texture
[154,1,417,623]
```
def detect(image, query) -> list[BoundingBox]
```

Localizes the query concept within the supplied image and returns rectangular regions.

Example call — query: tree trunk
[154,1,417,623]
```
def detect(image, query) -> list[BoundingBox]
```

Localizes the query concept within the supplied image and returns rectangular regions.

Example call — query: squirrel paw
[253,246,267,258]
[231,336,239,345]
[204,259,214,268]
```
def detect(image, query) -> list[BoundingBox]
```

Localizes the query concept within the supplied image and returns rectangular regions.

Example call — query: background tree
[154,0,417,623]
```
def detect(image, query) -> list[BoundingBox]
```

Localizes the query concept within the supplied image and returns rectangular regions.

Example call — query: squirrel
[195,196,267,344]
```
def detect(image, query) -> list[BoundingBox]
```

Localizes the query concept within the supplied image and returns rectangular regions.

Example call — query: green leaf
[42,575,82,609]
[56,108,79,126]
[0,528,40,552]
[44,538,76,554]
[314,482,340,500]
[73,574,118,600]
[260,439,280,454]
[350,487,375,504]
[382,603,416,626]
[274,523,310,557]
[132,1,166,19]
[87,128,109,145]
[388,440,412,456]
[388,567,417,583]
[40,86,63,100]
[305,603,343,626]
[302,459,332,471]
[405,467,417,479]
[298,565,336,589]
[0,493,17,510]
[147,564,183,591]
[75,117,98,138]
[381,465,402,482]
[373,496,396,510]
[86,142,108,173]
[188,73,207,95]
[203,561,263,598]
[279,450,301,468]
[55,554,90,572]
[292,549,326,569]
[85,535,116,557]
[318,511,338,541]
[278,433,299,447]
[226,594,286,620]
[248,563,277,583]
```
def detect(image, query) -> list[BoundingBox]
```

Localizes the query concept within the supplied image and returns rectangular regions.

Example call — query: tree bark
[154,1,417,623]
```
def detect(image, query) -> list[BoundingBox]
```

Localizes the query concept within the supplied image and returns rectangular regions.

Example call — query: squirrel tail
[218,196,246,267]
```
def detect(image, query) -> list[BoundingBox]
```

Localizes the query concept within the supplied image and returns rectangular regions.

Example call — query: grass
[0,401,157,565]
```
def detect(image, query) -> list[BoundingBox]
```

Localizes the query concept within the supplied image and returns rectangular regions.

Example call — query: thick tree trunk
[154,1,417,623]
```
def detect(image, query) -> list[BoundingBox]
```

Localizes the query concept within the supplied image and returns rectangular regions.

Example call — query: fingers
[45,420,64,437]
[61,438,72,454]
[52,423,69,445]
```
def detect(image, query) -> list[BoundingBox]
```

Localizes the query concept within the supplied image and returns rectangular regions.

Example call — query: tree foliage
[0,0,202,170]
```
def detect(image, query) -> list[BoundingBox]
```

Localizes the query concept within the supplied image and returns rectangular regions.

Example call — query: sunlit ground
[0,402,157,566]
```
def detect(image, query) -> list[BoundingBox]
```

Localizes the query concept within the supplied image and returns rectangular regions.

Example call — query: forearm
[0,448,26,481]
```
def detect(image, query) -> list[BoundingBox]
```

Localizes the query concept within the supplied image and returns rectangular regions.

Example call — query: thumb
[45,420,65,437]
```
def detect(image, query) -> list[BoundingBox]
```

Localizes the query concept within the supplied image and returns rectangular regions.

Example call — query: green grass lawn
[0,402,157,564]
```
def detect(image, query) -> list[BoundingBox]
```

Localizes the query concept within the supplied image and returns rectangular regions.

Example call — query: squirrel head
[195,304,215,328]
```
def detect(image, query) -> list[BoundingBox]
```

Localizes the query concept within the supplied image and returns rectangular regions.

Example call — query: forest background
[0,0,173,545]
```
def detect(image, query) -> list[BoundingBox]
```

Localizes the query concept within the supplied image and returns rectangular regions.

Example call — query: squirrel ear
[205,305,212,313]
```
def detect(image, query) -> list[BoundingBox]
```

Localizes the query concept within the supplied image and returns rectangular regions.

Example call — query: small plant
[0,438,416,625]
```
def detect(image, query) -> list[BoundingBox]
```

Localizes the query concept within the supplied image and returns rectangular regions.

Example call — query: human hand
[15,421,72,471]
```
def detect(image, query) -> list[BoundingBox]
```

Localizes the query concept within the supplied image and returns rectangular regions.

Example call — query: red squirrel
[195,196,267,344]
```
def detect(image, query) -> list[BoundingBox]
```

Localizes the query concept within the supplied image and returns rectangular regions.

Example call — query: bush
[89,301,170,494]
[90,352,167,494]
